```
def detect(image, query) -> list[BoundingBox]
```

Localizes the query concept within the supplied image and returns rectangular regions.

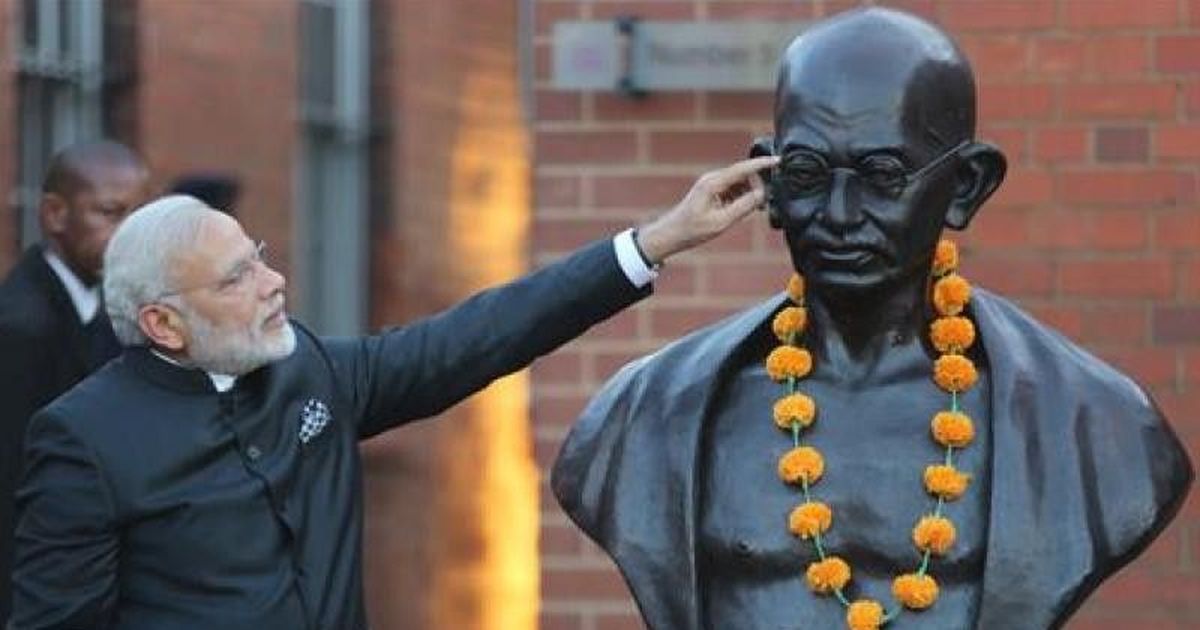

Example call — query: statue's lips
[811,247,875,268]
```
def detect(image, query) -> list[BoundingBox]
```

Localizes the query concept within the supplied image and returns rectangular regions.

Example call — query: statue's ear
[944,141,1006,230]
[749,136,783,228]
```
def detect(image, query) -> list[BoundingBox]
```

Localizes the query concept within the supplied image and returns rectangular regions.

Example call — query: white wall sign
[552,20,808,92]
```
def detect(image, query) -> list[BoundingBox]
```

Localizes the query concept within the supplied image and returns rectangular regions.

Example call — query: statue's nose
[819,169,865,230]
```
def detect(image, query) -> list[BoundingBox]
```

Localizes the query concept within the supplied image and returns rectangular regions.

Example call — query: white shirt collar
[42,249,101,323]
[149,349,237,393]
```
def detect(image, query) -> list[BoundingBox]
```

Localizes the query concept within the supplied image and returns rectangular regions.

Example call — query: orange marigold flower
[893,573,939,610]
[805,556,851,593]
[846,599,884,630]
[924,465,971,500]
[932,274,971,316]
[773,393,817,430]
[929,316,976,353]
[932,239,959,277]
[787,273,806,303]
[778,446,824,485]
[772,306,808,342]
[933,354,977,393]
[766,346,813,382]
[930,411,975,448]
[788,501,832,539]
[913,515,957,555]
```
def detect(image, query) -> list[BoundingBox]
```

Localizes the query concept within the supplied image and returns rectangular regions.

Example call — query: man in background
[0,140,149,623]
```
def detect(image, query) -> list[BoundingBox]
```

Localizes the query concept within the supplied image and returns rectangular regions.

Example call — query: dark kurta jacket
[10,239,648,630]
[553,288,1193,630]
[0,247,121,624]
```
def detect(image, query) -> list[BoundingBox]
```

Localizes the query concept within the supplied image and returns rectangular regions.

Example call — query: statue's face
[772,62,965,294]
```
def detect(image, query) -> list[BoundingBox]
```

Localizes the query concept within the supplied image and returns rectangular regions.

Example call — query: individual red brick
[593,174,696,209]
[959,35,1028,80]
[1057,170,1187,207]
[966,209,1031,249]
[539,612,583,630]
[648,130,755,164]
[591,1,695,20]
[653,261,700,297]
[536,130,640,165]
[1155,125,1200,160]
[978,83,1055,122]
[1153,211,1200,249]
[705,1,817,20]
[1079,304,1151,344]
[1059,258,1174,298]
[541,567,632,599]
[1033,127,1089,164]
[1086,35,1151,77]
[706,91,775,122]
[1156,35,1200,73]
[1027,210,1089,249]
[1087,211,1148,251]
[535,174,582,208]
[940,1,1056,31]
[705,260,794,298]
[1153,306,1200,344]
[595,92,696,122]
[1031,37,1086,77]
[532,349,586,387]
[1025,304,1085,340]
[534,1,580,36]
[1096,347,1179,388]
[1185,348,1200,385]
[648,305,741,339]
[537,90,583,122]
[987,167,1054,208]
[1061,0,1179,30]
[1094,127,1149,163]
[533,217,638,253]
[1062,84,1176,120]
[979,126,1028,164]
[532,391,592,430]
[969,257,1055,297]
[595,613,648,630]
[1183,257,1200,299]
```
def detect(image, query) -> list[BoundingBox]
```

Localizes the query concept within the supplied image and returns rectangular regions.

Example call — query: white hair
[103,195,214,346]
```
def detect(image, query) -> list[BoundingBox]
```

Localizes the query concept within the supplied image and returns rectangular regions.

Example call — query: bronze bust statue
[553,8,1193,629]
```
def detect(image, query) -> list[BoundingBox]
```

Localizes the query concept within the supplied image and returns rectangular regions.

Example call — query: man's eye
[857,157,907,189]
[218,267,249,290]
[780,156,829,191]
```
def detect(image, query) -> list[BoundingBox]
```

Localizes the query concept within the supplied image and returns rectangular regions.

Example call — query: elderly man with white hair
[6,155,776,630]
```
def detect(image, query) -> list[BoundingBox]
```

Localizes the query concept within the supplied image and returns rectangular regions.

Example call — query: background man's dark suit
[0,246,121,622]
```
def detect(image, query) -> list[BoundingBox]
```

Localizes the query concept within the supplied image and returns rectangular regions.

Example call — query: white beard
[179,301,297,375]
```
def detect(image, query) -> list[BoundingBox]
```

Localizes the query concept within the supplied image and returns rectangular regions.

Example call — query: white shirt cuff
[613,228,659,289]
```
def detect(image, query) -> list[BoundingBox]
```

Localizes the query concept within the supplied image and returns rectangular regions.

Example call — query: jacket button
[247,445,262,460]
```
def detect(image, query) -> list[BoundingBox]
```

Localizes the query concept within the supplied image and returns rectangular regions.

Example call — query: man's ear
[749,136,782,228]
[137,303,187,352]
[39,192,70,236]
[944,141,1006,230]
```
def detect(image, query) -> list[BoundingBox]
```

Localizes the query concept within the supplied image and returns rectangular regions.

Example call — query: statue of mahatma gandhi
[553,8,1193,630]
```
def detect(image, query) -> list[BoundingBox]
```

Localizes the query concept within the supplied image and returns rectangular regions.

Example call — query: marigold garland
[847,600,885,630]
[807,556,852,593]
[893,573,939,610]
[770,239,978,629]
[773,393,817,429]
[789,501,833,538]
[931,411,975,448]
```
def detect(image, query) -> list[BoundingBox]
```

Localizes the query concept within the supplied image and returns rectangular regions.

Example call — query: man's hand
[634,155,780,265]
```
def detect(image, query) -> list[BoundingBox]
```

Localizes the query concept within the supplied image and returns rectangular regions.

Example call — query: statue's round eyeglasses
[774,140,970,200]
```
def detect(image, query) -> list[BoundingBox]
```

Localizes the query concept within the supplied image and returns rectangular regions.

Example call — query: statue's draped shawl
[552,288,1192,630]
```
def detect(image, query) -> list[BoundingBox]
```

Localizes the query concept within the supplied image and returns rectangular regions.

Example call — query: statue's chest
[698,364,991,582]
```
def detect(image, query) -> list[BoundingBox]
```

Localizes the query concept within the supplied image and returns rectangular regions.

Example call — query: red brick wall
[531,1,1200,628]
[136,1,298,281]
[0,0,17,270]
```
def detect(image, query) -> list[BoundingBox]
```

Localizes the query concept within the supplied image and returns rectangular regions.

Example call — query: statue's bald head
[776,8,976,151]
